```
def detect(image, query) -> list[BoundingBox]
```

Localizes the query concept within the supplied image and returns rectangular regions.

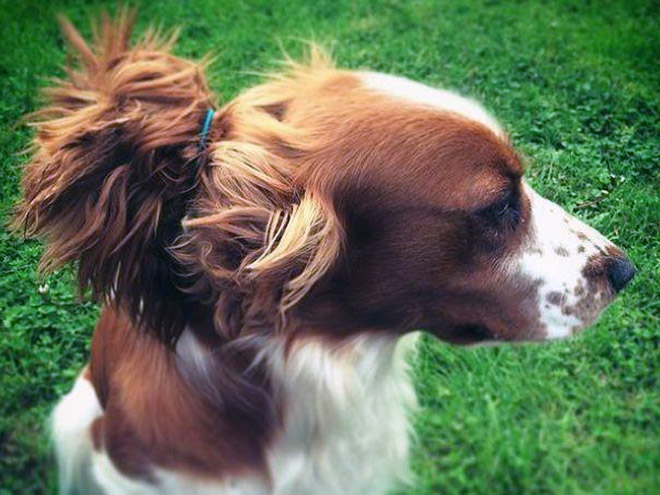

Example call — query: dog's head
[221,67,634,344]
[15,14,634,345]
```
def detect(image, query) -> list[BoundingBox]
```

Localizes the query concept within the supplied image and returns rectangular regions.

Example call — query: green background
[1,1,659,494]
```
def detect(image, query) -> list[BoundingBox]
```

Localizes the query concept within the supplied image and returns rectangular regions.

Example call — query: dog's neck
[175,326,419,494]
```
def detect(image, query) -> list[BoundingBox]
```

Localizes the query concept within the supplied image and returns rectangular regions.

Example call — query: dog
[13,10,635,495]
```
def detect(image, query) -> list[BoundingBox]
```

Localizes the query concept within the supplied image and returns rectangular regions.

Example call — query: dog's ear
[174,142,343,338]
[13,9,215,343]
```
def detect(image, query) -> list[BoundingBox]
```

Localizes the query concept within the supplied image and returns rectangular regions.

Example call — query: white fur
[53,333,419,495]
[91,452,269,495]
[52,370,104,495]
[261,332,419,495]
[360,72,504,136]
[517,182,614,338]
[175,327,228,407]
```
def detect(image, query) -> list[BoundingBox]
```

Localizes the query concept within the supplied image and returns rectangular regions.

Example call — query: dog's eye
[479,190,520,227]
[493,195,513,218]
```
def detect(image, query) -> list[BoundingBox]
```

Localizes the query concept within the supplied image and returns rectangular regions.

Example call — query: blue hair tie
[198,108,215,151]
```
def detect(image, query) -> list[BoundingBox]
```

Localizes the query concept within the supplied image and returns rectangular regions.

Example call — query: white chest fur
[261,332,419,495]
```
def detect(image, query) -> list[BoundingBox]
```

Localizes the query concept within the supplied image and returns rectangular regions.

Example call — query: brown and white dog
[14,11,635,495]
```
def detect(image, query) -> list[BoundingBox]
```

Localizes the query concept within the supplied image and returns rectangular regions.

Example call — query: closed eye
[479,189,521,227]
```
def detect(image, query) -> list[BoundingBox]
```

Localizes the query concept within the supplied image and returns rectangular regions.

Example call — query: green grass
[1,0,659,494]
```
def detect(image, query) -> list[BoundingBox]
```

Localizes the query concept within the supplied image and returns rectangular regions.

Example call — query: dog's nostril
[607,256,636,293]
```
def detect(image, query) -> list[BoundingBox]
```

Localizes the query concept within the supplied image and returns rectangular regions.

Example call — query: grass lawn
[1,0,659,494]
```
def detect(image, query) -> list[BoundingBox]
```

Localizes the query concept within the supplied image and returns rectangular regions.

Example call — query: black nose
[607,256,636,293]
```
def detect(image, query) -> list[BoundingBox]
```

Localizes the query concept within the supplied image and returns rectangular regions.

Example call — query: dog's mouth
[445,324,497,345]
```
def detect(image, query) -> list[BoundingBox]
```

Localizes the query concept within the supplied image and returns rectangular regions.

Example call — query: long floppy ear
[174,139,343,338]
[12,9,216,343]
[246,193,341,312]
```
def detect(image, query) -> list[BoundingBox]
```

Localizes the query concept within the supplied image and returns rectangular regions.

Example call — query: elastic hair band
[198,108,215,151]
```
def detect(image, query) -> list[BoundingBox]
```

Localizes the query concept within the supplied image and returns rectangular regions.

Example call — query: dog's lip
[444,324,498,345]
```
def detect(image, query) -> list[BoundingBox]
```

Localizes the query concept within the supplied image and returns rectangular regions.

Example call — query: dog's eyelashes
[496,198,510,216]
[478,190,521,228]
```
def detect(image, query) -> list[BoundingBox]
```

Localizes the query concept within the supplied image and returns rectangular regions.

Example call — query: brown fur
[88,308,274,480]
[13,9,216,344]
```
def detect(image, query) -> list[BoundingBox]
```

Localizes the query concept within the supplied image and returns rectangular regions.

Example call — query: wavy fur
[14,9,342,342]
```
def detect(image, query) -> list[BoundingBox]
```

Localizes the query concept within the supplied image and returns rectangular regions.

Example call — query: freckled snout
[606,255,636,293]
[518,183,637,340]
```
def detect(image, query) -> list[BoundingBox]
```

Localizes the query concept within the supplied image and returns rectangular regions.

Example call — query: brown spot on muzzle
[546,291,566,306]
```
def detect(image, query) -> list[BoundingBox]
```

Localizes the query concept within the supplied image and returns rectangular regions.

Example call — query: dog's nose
[607,255,636,293]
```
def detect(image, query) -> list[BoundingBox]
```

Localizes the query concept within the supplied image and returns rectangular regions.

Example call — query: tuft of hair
[171,44,343,339]
[13,8,216,344]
